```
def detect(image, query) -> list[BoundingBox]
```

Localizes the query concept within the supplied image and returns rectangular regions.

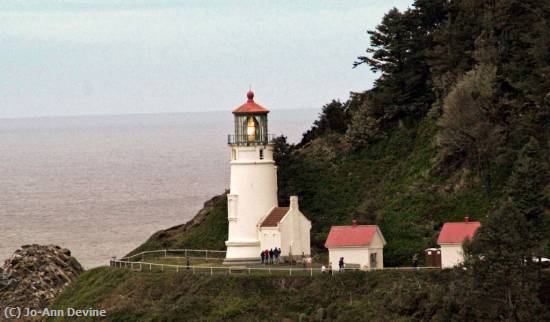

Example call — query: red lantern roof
[437,220,481,244]
[233,90,270,114]
[324,224,385,248]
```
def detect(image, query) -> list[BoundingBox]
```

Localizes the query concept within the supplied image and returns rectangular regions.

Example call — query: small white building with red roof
[325,221,386,271]
[437,217,481,268]
[258,196,311,259]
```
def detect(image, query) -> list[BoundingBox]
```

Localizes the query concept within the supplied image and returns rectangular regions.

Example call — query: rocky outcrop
[0,244,83,310]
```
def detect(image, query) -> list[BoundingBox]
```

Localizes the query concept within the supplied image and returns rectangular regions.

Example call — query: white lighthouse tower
[224,90,278,263]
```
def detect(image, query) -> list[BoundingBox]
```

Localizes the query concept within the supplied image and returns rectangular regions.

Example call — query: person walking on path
[261,251,265,264]
[412,253,419,270]
[264,250,269,265]
[338,257,344,272]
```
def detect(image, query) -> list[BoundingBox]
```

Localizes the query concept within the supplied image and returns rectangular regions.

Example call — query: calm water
[0,109,317,268]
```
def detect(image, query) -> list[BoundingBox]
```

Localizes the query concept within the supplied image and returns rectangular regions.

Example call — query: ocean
[0,109,318,268]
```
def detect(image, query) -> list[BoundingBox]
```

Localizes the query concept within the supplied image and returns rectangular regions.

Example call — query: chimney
[290,196,299,210]
[352,219,357,227]
[464,216,470,223]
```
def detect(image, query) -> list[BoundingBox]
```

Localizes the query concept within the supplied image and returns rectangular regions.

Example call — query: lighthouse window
[259,149,264,160]
[246,117,256,142]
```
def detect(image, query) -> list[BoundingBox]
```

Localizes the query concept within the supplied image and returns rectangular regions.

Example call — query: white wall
[259,228,281,252]
[279,205,311,258]
[328,247,370,271]
[327,242,384,271]
[225,144,278,261]
[440,244,465,268]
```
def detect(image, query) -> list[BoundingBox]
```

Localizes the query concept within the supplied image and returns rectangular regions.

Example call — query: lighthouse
[225,90,278,263]
[224,90,312,264]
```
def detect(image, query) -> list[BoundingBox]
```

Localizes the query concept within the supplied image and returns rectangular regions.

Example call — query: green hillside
[49,267,456,322]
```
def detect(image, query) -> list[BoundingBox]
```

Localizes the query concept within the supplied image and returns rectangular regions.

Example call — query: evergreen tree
[506,137,550,254]
[354,6,436,119]
[436,63,504,188]
[463,202,547,321]
[299,100,348,146]
[460,137,550,321]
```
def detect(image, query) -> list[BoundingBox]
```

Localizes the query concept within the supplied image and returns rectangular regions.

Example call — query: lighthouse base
[224,240,261,265]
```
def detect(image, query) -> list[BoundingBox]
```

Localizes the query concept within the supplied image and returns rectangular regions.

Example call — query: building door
[370,253,377,268]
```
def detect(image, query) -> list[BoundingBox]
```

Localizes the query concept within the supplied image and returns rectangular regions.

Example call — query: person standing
[328,262,333,275]
[261,251,265,264]
[321,264,326,274]
[339,257,344,272]
[269,249,274,264]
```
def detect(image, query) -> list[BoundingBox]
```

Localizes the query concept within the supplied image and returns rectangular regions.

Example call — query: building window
[259,149,264,160]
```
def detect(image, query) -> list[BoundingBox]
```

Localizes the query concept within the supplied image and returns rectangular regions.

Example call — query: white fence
[121,249,227,262]
[111,254,439,277]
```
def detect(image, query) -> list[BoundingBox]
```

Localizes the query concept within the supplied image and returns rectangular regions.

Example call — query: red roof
[324,225,383,248]
[260,207,289,227]
[437,222,480,244]
[233,90,270,114]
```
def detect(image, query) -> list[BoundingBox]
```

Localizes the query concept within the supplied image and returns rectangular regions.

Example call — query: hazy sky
[0,0,412,119]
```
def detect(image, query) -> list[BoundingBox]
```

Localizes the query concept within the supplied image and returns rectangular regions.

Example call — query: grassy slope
[52,267,455,322]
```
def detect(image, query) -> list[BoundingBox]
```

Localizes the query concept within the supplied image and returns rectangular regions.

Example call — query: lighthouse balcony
[227,134,275,146]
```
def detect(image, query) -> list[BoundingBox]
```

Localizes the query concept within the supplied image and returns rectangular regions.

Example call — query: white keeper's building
[224,90,311,264]
[437,217,480,268]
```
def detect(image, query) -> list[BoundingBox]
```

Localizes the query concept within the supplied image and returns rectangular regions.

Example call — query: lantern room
[228,90,272,145]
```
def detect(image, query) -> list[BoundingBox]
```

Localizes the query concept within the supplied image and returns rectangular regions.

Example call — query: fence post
[269,267,271,275]
[176,266,179,273]
[150,263,152,271]
[206,250,208,260]
[290,268,292,276]
[248,268,251,275]
[161,265,164,272]
[185,249,187,257]
[311,268,313,276]
[211,267,213,276]
[164,250,167,258]
[192,266,195,274]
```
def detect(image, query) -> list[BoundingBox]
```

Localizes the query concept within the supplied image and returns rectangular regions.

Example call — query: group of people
[261,248,281,264]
